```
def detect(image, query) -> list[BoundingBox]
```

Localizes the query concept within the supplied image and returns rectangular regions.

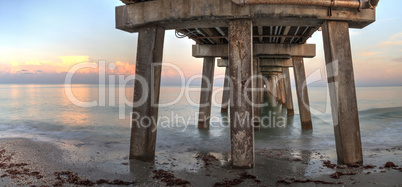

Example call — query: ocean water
[0,84,401,165]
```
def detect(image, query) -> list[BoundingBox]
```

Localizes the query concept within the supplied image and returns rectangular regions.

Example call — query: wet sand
[0,138,401,186]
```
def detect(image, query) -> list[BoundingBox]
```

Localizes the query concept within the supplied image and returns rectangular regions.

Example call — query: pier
[116,0,378,168]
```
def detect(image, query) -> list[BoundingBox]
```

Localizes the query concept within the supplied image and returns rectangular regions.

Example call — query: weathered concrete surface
[267,77,273,95]
[229,19,254,169]
[217,58,229,67]
[130,26,165,161]
[278,73,286,106]
[262,72,278,76]
[322,21,363,165]
[116,0,376,32]
[269,77,274,95]
[292,57,312,130]
[258,63,264,109]
[193,44,315,58]
[260,58,293,67]
[274,76,281,101]
[198,57,215,129]
[283,68,294,115]
[221,67,230,113]
[261,67,283,72]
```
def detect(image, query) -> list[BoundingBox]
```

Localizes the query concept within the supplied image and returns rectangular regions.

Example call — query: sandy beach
[0,137,400,186]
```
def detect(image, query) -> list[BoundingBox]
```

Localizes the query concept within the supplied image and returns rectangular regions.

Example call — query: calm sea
[0,84,401,162]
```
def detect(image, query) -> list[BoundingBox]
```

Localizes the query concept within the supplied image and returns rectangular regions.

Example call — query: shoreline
[0,137,401,186]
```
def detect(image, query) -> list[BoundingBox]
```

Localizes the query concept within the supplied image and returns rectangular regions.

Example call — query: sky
[0,0,401,86]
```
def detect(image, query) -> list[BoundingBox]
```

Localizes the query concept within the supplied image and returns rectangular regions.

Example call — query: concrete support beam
[229,19,254,168]
[261,67,283,72]
[116,0,375,33]
[198,57,215,129]
[278,73,286,106]
[322,21,363,165]
[262,72,278,76]
[130,26,165,161]
[283,68,294,115]
[193,44,316,58]
[217,58,229,67]
[221,67,230,113]
[292,57,313,130]
[259,58,293,67]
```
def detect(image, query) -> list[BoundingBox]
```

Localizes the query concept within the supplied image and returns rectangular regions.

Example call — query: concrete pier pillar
[270,77,275,96]
[322,21,363,165]
[275,76,282,102]
[228,19,254,168]
[272,76,277,99]
[253,58,260,129]
[267,78,272,94]
[270,77,274,96]
[130,26,165,161]
[221,67,230,113]
[278,73,286,106]
[198,57,215,129]
[283,68,294,115]
[292,57,313,130]
[258,66,264,106]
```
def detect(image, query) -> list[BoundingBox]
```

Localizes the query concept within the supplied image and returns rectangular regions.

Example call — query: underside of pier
[116,0,376,168]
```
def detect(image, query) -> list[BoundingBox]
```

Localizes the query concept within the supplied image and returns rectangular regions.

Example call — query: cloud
[356,52,381,57]
[393,57,402,62]
[381,32,402,46]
